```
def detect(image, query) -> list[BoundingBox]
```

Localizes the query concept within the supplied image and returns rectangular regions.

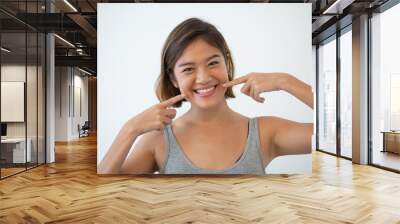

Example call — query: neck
[185,100,234,125]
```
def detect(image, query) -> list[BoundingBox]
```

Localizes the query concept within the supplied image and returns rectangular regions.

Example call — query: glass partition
[339,28,352,158]
[317,36,337,155]
[27,31,38,169]
[371,3,400,171]
[1,31,28,177]
[38,32,45,165]
[0,1,46,179]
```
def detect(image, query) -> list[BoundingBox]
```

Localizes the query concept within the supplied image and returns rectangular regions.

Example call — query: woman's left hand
[222,72,289,103]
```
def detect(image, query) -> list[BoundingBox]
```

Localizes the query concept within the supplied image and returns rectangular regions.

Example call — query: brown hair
[155,18,235,107]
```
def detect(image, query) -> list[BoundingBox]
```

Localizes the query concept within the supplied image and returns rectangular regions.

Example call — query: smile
[193,85,217,97]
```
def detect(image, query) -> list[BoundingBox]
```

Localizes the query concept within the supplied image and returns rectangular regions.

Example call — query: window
[371,2,400,171]
[318,37,337,155]
[339,28,352,158]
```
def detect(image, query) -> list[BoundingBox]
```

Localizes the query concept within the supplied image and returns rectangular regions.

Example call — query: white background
[98,3,313,174]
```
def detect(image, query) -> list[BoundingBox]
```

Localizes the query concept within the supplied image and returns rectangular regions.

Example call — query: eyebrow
[177,54,221,68]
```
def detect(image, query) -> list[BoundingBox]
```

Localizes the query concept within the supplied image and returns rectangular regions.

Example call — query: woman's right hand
[124,94,186,135]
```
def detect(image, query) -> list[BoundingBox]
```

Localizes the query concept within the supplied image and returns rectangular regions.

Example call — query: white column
[46,1,56,163]
[46,33,55,163]
[352,14,369,164]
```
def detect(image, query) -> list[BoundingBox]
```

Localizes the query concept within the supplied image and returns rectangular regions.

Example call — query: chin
[192,100,221,109]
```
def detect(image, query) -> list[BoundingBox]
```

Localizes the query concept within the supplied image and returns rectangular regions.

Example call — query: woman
[98,18,313,175]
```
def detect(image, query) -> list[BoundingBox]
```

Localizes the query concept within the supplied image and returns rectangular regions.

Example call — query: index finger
[160,94,186,107]
[222,76,248,88]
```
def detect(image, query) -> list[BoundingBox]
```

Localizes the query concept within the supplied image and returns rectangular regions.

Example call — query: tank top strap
[160,125,171,174]
[247,117,265,170]
[160,124,183,173]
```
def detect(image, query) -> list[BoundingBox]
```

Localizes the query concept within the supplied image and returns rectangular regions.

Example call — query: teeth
[196,86,215,93]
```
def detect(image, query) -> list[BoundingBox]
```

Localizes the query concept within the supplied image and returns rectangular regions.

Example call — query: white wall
[98,3,313,174]
[55,67,68,141]
[55,67,89,141]
[73,72,89,138]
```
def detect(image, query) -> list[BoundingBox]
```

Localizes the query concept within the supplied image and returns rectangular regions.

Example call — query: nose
[196,67,212,84]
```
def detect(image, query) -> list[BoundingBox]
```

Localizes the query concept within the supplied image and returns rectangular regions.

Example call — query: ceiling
[0,0,392,75]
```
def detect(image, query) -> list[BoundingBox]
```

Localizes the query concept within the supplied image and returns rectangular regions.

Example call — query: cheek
[176,77,194,95]
[214,67,230,82]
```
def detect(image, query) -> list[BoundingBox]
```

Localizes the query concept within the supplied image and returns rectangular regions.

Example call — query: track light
[322,0,354,15]
[1,47,11,53]
[54,34,75,48]
[63,0,78,12]
[78,67,93,76]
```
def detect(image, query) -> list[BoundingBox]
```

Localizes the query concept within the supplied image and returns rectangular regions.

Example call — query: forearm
[98,123,140,174]
[280,73,313,109]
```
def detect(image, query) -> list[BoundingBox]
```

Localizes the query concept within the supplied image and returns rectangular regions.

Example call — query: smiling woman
[156,18,235,108]
[97,18,313,175]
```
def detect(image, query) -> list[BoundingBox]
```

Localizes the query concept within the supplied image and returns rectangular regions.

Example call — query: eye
[208,61,219,66]
[182,67,194,73]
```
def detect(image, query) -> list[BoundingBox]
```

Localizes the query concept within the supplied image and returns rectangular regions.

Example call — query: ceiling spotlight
[76,48,84,55]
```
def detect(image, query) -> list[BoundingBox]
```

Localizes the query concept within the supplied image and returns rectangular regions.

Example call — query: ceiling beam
[55,55,96,71]
[67,13,97,46]
[322,0,356,14]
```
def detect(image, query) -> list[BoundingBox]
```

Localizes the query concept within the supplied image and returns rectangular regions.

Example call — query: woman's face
[172,38,229,109]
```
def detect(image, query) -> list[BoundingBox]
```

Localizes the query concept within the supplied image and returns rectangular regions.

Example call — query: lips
[193,84,218,97]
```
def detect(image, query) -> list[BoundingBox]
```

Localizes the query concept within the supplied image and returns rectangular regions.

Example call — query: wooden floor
[373,151,400,171]
[1,162,45,178]
[1,134,400,223]
[1,167,26,178]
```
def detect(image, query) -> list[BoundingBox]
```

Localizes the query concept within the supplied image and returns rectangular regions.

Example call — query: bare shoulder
[257,116,313,158]
[126,129,165,173]
[256,116,280,142]
[257,116,298,132]
[257,116,281,134]
[119,129,166,174]
[138,130,165,153]
[257,116,302,140]
[255,116,288,164]
[140,129,167,170]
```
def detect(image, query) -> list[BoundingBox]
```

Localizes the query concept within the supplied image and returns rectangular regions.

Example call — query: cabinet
[382,131,400,154]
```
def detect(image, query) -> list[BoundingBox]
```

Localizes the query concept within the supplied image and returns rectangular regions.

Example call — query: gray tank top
[160,117,265,175]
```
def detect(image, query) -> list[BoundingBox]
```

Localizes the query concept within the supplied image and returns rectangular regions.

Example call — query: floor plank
[0,134,399,223]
